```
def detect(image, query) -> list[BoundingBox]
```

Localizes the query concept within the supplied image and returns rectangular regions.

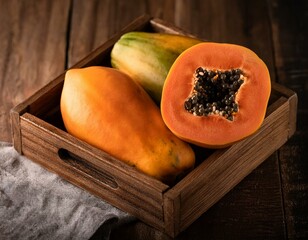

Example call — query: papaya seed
[184,67,245,121]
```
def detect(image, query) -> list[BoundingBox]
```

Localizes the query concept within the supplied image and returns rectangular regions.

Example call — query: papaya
[161,42,271,148]
[110,31,202,103]
[60,66,195,184]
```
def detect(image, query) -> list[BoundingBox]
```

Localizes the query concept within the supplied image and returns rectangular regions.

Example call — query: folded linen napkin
[0,142,134,240]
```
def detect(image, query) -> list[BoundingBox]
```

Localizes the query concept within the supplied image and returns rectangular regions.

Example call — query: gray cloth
[0,142,134,240]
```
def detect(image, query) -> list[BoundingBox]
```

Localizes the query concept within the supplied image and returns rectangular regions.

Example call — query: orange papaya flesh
[161,42,271,148]
[60,66,195,184]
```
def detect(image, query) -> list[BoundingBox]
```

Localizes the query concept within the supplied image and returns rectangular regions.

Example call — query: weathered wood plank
[268,0,308,238]
[0,0,71,142]
[174,0,276,81]
[68,0,175,67]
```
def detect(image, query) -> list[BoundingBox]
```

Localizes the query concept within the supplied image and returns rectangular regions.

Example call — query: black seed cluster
[184,67,245,121]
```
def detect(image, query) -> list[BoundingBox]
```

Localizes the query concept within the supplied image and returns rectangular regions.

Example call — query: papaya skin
[161,42,271,148]
[60,66,195,183]
[110,32,202,103]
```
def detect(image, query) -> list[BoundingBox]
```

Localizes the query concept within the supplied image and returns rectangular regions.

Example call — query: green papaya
[110,32,202,103]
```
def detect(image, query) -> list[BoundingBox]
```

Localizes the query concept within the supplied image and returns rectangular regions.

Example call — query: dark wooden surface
[0,0,307,239]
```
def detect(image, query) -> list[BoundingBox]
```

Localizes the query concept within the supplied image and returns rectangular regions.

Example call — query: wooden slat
[271,82,298,138]
[150,18,198,37]
[68,1,146,67]
[0,0,70,142]
[9,109,22,154]
[69,14,153,69]
[174,0,276,78]
[163,189,181,237]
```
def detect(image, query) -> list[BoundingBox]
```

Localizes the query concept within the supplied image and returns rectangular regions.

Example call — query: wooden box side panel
[271,82,298,137]
[19,112,169,231]
[172,95,294,233]
[10,109,22,154]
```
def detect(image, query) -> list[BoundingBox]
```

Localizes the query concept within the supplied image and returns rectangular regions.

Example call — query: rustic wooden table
[1,1,307,239]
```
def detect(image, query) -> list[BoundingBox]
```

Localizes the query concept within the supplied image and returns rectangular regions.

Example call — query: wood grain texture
[68,0,175,67]
[0,0,307,239]
[174,0,276,79]
[268,0,308,238]
[0,0,70,142]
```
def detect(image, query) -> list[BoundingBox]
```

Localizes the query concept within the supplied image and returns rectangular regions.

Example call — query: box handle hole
[58,148,118,189]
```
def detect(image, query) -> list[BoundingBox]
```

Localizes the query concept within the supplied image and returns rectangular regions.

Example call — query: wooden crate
[10,15,297,237]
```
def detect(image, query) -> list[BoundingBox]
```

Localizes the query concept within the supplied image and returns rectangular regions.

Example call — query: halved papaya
[161,42,271,148]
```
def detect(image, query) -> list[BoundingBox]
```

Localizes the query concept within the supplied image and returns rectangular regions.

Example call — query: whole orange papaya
[60,66,195,183]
